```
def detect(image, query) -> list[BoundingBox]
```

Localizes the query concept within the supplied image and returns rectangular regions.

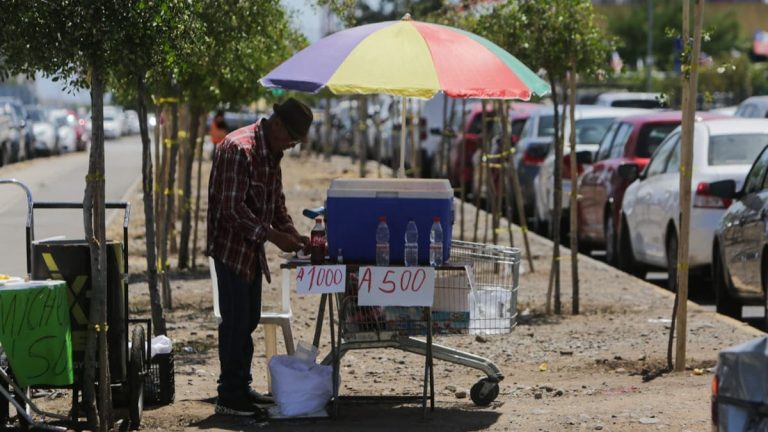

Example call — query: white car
[49,109,77,153]
[532,106,649,236]
[103,105,125,139]
[619,118,768,287]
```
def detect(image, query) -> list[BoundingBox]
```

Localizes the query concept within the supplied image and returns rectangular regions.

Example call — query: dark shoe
[215,398,264,417]
[247,388,274,404]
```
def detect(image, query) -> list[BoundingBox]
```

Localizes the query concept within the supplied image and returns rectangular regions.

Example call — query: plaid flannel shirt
[206,120,299,284]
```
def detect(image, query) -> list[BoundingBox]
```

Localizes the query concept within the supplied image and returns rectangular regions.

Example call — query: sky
[36,0,324,106]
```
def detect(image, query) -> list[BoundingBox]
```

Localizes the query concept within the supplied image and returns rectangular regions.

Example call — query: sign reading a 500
[358,267,435,307]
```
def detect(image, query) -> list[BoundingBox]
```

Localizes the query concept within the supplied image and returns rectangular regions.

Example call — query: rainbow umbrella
[260,15,550,176]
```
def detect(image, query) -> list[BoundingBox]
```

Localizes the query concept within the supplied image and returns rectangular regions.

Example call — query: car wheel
[714,247,741,320]
[0,143,8,167]
[604,211,617,267]
[532,204,548,236]
[618,216,646,279]
[666,230,678,292]
[763,256,768,330]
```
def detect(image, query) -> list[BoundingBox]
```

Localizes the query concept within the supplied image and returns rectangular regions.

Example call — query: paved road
[0,135,143,277]
[590,250,766,331]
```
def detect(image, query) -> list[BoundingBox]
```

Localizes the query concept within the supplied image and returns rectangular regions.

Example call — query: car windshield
[536,116,614,144]
[52,116,68,127]
[574,118,614,144]
[610,99,663,109]
[104,115,115,121]
[708,134,768,166]
[636,123,678,158]
[27,110,45,122]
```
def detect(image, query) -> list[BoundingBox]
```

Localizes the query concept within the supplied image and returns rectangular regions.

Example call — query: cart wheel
[470,379,499,406]
[129,326,146,430]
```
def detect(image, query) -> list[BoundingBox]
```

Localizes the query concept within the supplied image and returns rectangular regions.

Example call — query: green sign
[0,281,73,387]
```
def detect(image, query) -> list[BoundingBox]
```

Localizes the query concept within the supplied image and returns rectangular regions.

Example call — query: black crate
[144,352,175,406]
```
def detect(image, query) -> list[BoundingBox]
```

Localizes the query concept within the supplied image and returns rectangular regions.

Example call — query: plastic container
[404,220,418,266]
[429,216,444,267]
[326,178,453,264]
[376,216,390,266]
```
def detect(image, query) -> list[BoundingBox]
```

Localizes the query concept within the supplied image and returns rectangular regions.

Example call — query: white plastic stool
[209,257,295,391]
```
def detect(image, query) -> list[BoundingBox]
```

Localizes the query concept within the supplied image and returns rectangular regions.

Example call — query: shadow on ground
[191,399,502,432]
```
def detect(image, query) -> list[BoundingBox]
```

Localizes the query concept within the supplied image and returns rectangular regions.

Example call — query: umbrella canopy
[260,16,550,100]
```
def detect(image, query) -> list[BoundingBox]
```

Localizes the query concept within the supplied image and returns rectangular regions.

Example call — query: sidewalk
[114,152,763,431]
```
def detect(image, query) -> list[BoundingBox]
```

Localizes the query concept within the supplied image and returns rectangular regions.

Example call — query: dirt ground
[32,150,767,431]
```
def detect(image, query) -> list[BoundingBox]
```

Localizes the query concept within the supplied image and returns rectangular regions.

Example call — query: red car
[448,102,541,195]
[577,111,722,263]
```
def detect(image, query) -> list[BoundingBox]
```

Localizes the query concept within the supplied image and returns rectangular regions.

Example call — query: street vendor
[207,97,312,417]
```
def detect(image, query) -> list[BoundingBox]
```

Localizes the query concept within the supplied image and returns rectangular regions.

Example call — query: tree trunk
[323,96,332,161]
[675,0,704,372]
[459,99,467,241]
[169,104,185,255]
[546,81,561,315]
[162,98,180,308]
[178,106,202,269]
[473,101,487,243]
[192,113,207,269]
[568,72,580,315]
[357,96,366,178]
[83,65,111,431]
[137,75,166,335]
[156,104,169,308]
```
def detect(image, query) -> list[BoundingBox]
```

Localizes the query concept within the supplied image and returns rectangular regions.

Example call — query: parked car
[448,102,495,195]
[734,95,768,119]
[103,105,125,139]
[619,118,768,290]
[711,143,768,319]
[123,109,141,135]
[530,106,649,237]
[25,105,57,156]
[49,109,87,152]
[0,97,33,161]
[577,111,722,263]
[0,105,15,166]
[594,92,664,109]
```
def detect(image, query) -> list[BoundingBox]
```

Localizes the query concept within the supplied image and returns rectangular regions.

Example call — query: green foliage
[474,0,610,84]
[352,0,443,25]
[608,1,743,71]
[167,0,307,110]
[0,0,132,88]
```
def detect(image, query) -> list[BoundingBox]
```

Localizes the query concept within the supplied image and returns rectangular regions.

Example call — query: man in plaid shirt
[207,98,312,417]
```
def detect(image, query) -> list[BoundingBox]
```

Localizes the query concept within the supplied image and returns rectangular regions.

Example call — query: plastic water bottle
[404,220,419,266]
[375,216,390,266]
[429,216,443,267]
[310,217,326,265]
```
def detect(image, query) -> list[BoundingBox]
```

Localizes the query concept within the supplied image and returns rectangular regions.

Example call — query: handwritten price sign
[357,267,435,306]
[295,265,346,294]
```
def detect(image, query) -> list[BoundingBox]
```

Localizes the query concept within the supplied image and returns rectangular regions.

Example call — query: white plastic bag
[268,355,333,417]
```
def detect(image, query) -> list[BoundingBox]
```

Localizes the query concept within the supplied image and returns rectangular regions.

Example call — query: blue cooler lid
[327,178,453,199]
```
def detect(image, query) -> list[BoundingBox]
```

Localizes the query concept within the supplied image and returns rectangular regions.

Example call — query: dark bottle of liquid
[310,217,326,265]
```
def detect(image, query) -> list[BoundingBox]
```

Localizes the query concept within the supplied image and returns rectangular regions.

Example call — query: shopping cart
[319,239,519,408]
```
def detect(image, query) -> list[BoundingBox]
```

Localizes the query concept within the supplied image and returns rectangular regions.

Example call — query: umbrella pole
[399,96,407,178]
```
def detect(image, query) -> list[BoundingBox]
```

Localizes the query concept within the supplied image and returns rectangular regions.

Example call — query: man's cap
[273,97,313,142]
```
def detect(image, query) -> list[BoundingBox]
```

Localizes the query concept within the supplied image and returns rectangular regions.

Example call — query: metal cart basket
[319,240,519,408]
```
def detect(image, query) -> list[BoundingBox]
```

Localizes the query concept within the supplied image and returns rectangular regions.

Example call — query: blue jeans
[214,258,262,402]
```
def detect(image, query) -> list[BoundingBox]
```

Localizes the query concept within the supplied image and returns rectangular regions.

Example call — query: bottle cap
[433,216,440,222]
[379,216,386,222]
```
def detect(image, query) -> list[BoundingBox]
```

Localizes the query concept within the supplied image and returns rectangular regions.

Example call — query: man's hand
[267,229,303,253]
